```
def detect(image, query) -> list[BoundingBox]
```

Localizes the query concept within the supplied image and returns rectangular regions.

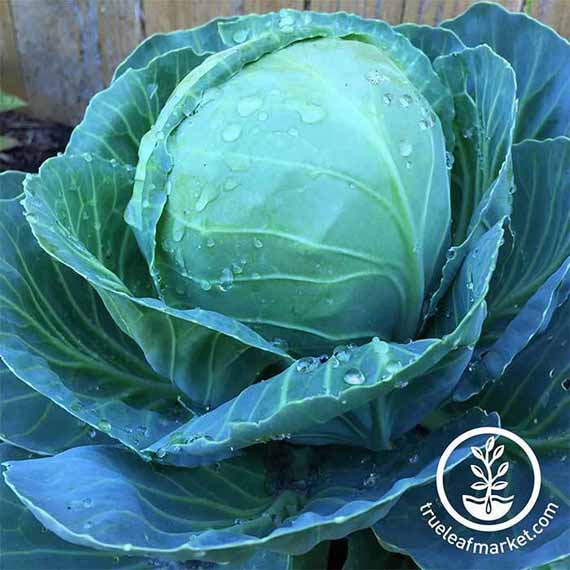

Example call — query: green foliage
[0,4,568,569]
[0,89,25,151]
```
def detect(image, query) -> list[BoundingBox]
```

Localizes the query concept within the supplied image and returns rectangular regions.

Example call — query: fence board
[0,0,24,99]
[8,0,102,124]
[311,0,405,23]
[524,0,570,39]
[402,0,523,25]
[98,0,145,85]
[1,0,568,126]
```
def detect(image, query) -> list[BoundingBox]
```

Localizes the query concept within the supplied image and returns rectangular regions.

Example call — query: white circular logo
[436,427,541,532]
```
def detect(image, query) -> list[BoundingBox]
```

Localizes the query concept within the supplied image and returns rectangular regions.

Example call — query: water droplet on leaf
[343,368,366,385]
[232,29,249,43]
[238,95,263,117]
[399,140,413,157]
[296,357,319,374]
[222,124,242,142]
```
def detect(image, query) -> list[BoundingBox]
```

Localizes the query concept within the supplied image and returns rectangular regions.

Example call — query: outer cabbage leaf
[374,296,570,570]
[0,443,150,570]
[0,174,101,455]
[0,360,110,455]
[113,17,233,80]
[456,137,570,400]
[0,169,25,199]
[0,172,186,453]
[1,443,285,570]
[2,410,497,564]
[422,45,515,321]
[442,2,570,142]
[67,48,211,165]
[22,156,290,409]
[395,23,464,62]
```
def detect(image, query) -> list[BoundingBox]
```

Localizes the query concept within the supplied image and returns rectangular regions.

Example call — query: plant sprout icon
[462,436,515,522]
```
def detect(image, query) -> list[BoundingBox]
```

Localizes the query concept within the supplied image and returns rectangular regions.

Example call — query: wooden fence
[1,0,569,125]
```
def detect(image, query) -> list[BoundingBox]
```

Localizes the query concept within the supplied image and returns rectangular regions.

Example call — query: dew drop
[219,267,234,291]
[383,93,393,105]
[253,237,264,249]
[295,102,326,124]
[206,237,216,248]
[445,151,455,170]
[288,127,299,136]
[156,447,167,458]
[409,454,419,464]
[365,70,386,85]
[238,95,263,117]
[343,368,366,385]
[258,111,268,121]
[333,345,352,363]
[278,12,295,31]
[82,497,93,508]
[399,140,413,158]
[362,473,377,487]
[97,419,111,432]
[562,378,570,391]
[399,94,413,108]
[386,360,403,374]
[232,29,249,43]
[223,178,238,192]
[83,152,92,162]
[200,280,212,291]
[296,357,319,374]
[222,124,242,143]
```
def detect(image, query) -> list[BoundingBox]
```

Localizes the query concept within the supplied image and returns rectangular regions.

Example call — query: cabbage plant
[1,3,569,569]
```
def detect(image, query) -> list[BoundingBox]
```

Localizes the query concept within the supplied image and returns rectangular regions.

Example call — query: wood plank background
[1,0,568,125]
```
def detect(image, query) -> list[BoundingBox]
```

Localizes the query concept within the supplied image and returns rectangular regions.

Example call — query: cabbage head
[1,4,569,570]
